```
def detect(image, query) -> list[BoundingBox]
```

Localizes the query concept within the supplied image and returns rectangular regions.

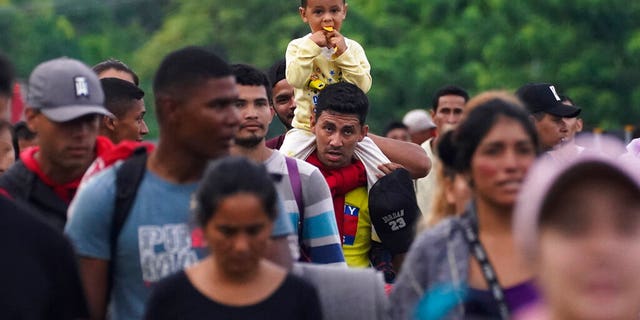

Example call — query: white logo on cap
[549,85,561,101]
[74,77,89,97]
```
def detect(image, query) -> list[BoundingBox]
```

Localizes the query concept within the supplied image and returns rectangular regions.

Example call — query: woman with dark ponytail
[389,92,541,319]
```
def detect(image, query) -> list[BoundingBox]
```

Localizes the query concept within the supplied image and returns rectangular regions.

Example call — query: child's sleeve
[333,39,372,93]
[286,37,323,89]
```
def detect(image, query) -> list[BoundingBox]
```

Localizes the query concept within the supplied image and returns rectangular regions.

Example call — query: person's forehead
[317,111,360,125]
[98,68,135,84]
[272,79,293,93]
[237,84,268,100]
[438,95,466,108]
[305,0,344,8]
[191,76,238,99]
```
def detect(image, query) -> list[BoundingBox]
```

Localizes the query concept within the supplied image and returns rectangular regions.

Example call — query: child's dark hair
[231,64,273,104]
[100,78,145,118]
[92,58,140,86]
[0,54,14,97]
[301,0,345,7]
[315,82,368,125]
[431,85,469,111]
[437,97,539,173]
[193,156,278,226]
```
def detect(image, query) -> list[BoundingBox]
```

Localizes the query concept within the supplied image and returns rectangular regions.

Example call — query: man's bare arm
[369,133,431,179]
[78,257,109,320]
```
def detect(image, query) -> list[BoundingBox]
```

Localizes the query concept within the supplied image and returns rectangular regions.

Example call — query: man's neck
[230,140,273,163]
[148,142,209,184]
[429,136,438,152]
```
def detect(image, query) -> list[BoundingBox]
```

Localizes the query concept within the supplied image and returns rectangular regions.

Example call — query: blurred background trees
[2,0,640,137]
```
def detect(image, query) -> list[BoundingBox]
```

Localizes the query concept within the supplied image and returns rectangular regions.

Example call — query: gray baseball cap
[27,57,112,122]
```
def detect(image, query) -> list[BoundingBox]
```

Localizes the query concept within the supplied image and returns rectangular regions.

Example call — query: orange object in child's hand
[323,26,334,32]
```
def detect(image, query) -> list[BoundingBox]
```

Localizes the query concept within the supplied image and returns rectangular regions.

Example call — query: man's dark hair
[559,95,574,106]
[382,120,408,137]
[315,82,368,125]
[431,85,469,111]
[231,64,273,104]
[100,78,145,119]
[0,54,14,97]
[153,46,231,96]
[153,46,232,124]
[267,58,286,90]
[92,59,140,86]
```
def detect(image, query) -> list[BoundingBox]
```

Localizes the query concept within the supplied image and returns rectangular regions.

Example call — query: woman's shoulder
[150,270,191,297]
[414,216,465,248]
[280,272,318,293]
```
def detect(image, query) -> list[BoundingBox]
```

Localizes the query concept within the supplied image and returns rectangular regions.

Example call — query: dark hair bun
[436,130,458,169]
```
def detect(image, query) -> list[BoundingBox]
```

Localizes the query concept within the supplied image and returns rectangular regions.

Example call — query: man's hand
[377,162,405,179]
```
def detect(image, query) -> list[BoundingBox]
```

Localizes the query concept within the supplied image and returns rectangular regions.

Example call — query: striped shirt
[265,151,346,266]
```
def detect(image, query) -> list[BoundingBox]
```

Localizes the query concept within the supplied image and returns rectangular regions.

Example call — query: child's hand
[310,30,329,48]
[326,29,347,56]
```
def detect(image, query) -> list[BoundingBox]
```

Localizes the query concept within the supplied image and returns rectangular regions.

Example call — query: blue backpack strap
[108,147,148,293]
[285,156,310,261]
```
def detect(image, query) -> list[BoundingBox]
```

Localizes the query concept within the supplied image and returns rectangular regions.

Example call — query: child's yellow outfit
[281,33,389,188]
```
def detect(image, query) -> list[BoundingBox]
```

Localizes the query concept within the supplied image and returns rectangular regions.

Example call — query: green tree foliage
[2,0,640,136]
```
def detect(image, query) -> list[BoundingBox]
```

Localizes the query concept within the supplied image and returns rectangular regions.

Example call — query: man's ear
[24,108,39,133]
[157,94,180,124]
[576,118,583,133]
[103,115,117,131]
[359,124,369,142]
[310,113,317,131]
[268,105,275,126]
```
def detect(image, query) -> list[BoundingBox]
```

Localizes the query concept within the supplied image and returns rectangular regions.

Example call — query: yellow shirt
[342,186,380,268]
[285,35,372,131]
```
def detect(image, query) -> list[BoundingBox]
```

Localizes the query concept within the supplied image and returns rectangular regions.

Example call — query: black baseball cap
[516,83,581,118]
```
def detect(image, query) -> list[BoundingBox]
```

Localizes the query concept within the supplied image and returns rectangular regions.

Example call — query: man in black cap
[516,83,581,152]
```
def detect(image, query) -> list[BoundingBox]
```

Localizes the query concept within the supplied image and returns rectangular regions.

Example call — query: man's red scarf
[21,136,114,203]
[306,151,367,240]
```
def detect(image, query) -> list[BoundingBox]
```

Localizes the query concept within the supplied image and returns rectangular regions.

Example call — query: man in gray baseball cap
[0,57,114,231]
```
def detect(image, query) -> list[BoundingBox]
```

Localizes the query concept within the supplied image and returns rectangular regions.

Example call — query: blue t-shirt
[65,164,292,320]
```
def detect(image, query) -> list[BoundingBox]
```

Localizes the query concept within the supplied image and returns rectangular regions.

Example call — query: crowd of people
[0,0,639,319]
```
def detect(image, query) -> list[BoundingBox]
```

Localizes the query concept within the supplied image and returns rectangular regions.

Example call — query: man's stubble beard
[234,134,263,148]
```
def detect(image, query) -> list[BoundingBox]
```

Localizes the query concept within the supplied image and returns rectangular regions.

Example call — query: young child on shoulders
[282,0,388,187]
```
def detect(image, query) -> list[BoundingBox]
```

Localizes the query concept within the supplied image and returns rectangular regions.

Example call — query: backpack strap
[0,161,36,201]
[285,156,310,261]
[108,147,148,292]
